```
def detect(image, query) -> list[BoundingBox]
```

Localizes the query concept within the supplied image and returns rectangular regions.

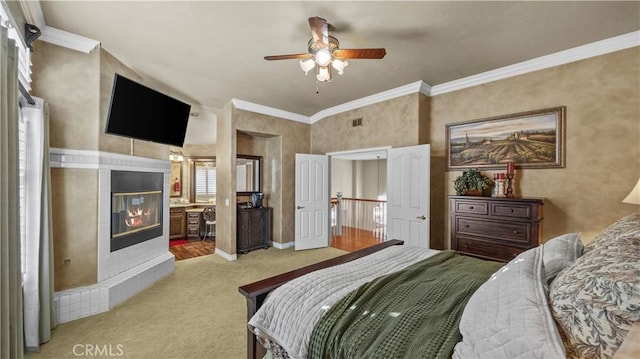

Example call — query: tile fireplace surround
[49,149,175,323]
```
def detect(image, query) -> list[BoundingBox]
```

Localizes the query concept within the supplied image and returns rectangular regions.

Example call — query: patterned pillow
[549,234,640,359]
[584,213,640,251]
[542,233,583,282]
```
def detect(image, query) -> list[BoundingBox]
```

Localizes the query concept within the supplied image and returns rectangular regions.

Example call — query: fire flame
[124,207,152,227]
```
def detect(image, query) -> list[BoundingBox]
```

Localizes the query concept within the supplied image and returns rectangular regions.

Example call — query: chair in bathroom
[201,206,216,241]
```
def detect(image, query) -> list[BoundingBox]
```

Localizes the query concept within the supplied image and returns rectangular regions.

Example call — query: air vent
[352,118,363,127]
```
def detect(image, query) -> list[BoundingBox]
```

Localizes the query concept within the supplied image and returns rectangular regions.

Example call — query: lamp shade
[299,58,315,75]
[332,58,348,75]
[622,178,640,205]
[316,66,331,82]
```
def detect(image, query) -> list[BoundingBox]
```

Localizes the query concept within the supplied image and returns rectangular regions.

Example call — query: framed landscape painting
[446,107,566,170]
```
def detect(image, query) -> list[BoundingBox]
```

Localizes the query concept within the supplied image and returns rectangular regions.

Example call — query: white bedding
[248,245,438,359]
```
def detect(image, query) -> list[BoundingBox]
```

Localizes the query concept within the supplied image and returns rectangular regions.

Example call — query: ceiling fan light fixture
[299,58,316,75]
[332,58,348,75]
[315,48,332,67]
[316,65,332,82]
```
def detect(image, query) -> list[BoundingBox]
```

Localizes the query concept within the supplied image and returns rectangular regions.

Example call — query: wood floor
[331,226,384,252]
[169,226,382,261]
[169,239,215,260]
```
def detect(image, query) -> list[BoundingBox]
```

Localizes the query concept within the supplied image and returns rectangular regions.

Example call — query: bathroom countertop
[169,202,215,208]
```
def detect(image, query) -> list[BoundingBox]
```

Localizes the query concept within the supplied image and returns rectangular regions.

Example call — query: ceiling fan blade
[264,53,312,61]
[309,16,329,45]
[333,48,387,59]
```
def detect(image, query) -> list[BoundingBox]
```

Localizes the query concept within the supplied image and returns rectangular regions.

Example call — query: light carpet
[26,246,346,359]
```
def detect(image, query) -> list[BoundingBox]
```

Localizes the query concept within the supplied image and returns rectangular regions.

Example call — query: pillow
[584,213,640,251]
[549,233,640,359]
[453,246,565,359]
[542,232,583,282]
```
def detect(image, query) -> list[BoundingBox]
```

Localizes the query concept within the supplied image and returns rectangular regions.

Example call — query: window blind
[195,163,216,196]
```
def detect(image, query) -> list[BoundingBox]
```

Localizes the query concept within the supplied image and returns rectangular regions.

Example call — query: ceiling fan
[264,16,386,83]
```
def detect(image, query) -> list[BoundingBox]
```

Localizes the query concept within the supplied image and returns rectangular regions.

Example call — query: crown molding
[39,25,100,53]
[232,80,431,125]
[20,0,99,53]
[430,30,640,96]
[231,98,311,124]
[309,80,429,123]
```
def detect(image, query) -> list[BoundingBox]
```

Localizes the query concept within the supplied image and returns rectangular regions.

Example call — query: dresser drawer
[490,202,533,219]
[453,200,488,215]
[187,226,199,236]
[170,207,185,214]
[456,236,524,262]
[455,217,531,245]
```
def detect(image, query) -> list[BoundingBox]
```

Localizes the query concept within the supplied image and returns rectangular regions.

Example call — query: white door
[386,145,430,248]
[295,154,329,250]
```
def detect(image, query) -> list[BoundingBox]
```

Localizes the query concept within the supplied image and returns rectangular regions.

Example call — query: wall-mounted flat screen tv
[105,73,191,147]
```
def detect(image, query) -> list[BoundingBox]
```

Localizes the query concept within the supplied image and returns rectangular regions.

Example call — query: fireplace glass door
[112,191,162,237]
[110,170,164,252]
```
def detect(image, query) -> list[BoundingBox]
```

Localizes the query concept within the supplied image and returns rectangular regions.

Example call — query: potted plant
[454,168,494,196]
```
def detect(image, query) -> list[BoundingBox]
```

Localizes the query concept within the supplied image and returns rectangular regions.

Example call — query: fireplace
[111,170,163,252]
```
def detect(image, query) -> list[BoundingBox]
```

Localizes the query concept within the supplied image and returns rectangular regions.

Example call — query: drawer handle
[464,224,470,228]
[463,244,469,249]
[469,206,474,209]
[512,230,519,234]
[510,209,514,213]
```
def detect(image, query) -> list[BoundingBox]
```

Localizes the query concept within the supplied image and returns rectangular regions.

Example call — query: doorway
[329,148,388,251]
[294,144,430,252]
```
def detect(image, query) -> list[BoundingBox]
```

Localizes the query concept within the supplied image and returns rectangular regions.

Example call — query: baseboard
[214,248,238,261]
[273,241,294,249]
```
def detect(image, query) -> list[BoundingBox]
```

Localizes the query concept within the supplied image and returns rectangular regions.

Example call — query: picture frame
[446,106,566,170]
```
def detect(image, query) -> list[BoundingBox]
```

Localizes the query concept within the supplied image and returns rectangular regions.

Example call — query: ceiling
[38,1,639,124]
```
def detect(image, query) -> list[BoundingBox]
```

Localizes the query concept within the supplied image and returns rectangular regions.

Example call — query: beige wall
[311,48,639,248]
[50,169,98,290]
[433,47,640,243]
[31,42,101,150]
[311,94,424,154]
[215,106,310,255]
[31,44,172,289]
[31,43,101,289]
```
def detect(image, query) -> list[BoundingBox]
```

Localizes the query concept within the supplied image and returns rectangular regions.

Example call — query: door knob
[296,205,304,209]
[416,215,426,220]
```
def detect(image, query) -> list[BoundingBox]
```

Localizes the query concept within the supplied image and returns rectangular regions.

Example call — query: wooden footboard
[238,239,404,359]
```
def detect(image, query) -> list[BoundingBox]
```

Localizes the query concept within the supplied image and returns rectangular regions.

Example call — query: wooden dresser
[237,207,272,254]
[449,196,544,262]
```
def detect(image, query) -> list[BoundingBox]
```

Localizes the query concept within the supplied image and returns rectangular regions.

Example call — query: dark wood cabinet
[237,207,271,254]
[449,196,544,262]
[169,207,186,239]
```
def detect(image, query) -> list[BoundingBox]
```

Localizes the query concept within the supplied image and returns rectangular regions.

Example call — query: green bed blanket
[308,250,503,359]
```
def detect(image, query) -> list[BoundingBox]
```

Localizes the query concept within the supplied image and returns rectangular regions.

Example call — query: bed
[239,213,640,359]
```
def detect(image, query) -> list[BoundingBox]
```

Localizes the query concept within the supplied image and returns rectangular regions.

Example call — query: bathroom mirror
[188,155,262,202]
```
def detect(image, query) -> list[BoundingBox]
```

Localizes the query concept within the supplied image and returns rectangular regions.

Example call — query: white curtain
[21,98,55,351]
[0,24,24,359]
